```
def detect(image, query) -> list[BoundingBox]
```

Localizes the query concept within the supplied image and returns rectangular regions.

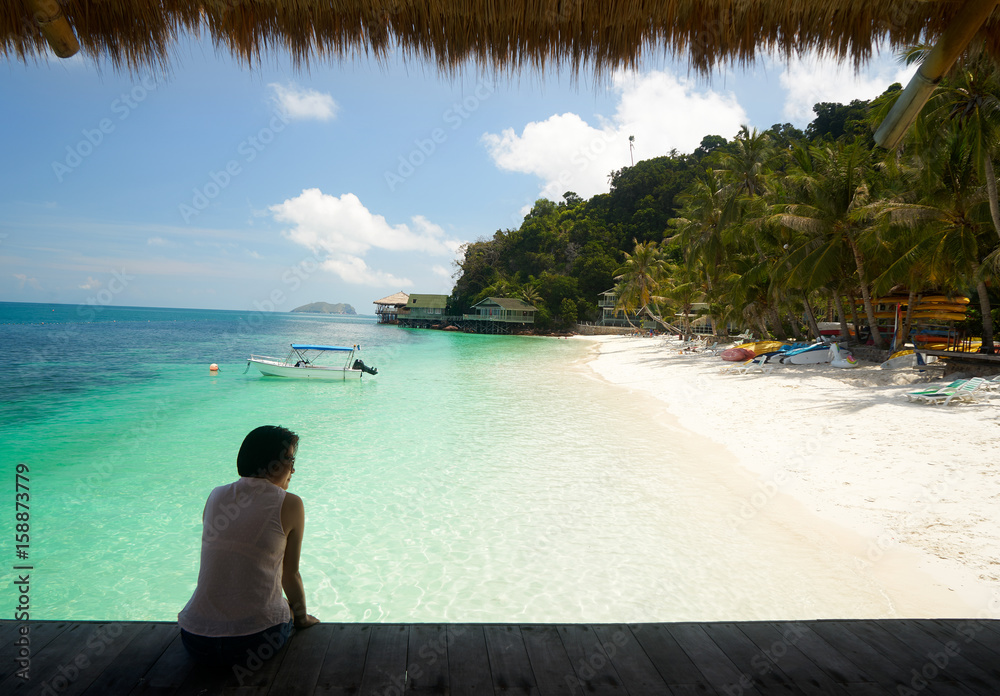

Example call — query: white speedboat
[779,342,832,365]
[247,344,377,380]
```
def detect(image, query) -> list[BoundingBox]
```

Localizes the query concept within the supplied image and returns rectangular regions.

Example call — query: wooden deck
[3,619,1000,695]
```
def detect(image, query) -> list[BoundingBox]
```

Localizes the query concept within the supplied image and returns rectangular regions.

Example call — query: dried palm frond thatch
[2,1,999,76]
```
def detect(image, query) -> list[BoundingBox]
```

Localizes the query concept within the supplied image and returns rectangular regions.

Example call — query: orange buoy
[209,363,219,372]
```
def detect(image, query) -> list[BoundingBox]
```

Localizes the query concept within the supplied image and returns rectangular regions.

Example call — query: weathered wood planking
[1,620,999,695]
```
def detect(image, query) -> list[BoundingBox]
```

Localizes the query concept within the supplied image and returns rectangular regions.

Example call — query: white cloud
[147,236,169,246]
[270,189,462,287]
[14,273,40,290]
[268,83,339,121]
[320,257,412,287]
[431,264,451,278]
[79,276,102,290]
[482,69,747,200]
[779,53,918,125]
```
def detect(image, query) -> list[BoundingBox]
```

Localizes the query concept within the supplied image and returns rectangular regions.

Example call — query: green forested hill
[448,87,928,333]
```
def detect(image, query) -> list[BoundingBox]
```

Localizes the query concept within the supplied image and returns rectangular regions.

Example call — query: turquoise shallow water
[2,302,904,622]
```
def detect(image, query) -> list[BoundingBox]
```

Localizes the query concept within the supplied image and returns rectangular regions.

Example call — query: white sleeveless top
[178,477,292,636]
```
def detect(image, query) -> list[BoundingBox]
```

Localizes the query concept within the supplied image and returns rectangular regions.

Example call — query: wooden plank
[556,625,627,695]
[46,622,142,696]
[835,684,895,696]
[445,625,491,696]
[828,621,978,696]
[0,620,72,684]
[261,624,334,696]
[405,624,449,695]
[816,621,920,690]
[735,621,854,696]
[483,624,535,695]
[3,622,119,696]
[663,623,764,696]
[879,620,1000,696]
[627,623,708,689]
[9,619,1000,696]
[920,619,1000,678]
[967,619,1000,646]
[314,624,370,696]
[0,621,23,648]
[590,625,670,695]
[520,624,580,695]
[80,623,176,696]
[700,623,802,695]
[358,624,408,696]
[809,621,899,691]
[774,622,874,685]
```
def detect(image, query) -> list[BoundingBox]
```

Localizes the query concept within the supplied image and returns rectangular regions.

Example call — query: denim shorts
[180,619,294,666]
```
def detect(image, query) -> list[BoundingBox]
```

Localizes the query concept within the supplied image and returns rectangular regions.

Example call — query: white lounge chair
[734,355,774,375]
[905,379,966,402]
[908,377,985,405]
[981,374,1000,392]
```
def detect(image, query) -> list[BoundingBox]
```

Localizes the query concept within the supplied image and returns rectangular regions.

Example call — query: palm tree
[520,285,542,308]
[926,51,1000,241]
[717,125,775,200]
[772,140,890,348]
[613,239,669,330]
[670,170,730,336]
[881,119,997,352]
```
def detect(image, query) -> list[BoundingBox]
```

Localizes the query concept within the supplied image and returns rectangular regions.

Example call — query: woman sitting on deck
[178,425,319,665]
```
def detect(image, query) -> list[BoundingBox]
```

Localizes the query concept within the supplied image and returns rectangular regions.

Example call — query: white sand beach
[582,334,1000,619]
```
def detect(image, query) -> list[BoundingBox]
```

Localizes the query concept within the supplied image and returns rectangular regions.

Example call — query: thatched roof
[4,1,999,76]
[373,291,409,307]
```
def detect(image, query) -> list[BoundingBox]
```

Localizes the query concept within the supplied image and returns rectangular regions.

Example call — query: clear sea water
[1,302,902,622]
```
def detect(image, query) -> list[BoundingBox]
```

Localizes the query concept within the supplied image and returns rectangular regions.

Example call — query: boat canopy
[290,344,354,351]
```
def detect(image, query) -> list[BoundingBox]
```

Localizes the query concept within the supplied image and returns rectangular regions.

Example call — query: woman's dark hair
[237,425,299,478]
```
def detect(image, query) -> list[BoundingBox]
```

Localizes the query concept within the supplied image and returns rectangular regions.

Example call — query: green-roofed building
[464,297,536,332]
[396,293,450,326]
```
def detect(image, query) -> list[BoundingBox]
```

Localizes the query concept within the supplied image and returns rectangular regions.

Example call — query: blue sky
[1,34,916,313]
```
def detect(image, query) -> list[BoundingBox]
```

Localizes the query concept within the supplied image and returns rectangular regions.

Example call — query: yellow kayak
[734,340,787,354]
[910,311,968,321]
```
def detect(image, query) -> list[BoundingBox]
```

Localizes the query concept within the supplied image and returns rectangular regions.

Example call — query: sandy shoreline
[580,334,1000,618]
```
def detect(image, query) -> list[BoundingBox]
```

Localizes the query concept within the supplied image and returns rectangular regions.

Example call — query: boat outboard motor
[353,359,378,375]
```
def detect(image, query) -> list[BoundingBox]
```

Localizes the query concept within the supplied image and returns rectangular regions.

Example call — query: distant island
[291,302,357,315]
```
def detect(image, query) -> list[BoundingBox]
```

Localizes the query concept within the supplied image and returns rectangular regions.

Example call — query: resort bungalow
[373,291,409,324]
[396,293,450,327]
[598,288,641,327]
[464,297,536,333]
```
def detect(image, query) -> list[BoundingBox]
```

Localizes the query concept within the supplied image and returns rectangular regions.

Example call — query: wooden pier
[3,619,1000,695]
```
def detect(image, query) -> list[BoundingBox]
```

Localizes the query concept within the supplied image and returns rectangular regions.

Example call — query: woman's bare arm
[280,492,319,628]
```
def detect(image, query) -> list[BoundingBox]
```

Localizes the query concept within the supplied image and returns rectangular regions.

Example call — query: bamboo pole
[874,0,999,149]
[26,0,79,58]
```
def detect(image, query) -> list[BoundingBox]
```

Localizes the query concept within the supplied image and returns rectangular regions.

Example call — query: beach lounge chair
[908,377,985,405]
[734,355,774,375]
[982,374,1000,391]
[904,380,967,402]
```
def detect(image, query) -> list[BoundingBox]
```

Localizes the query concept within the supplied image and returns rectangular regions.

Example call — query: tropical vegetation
[450,50,1000,345]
